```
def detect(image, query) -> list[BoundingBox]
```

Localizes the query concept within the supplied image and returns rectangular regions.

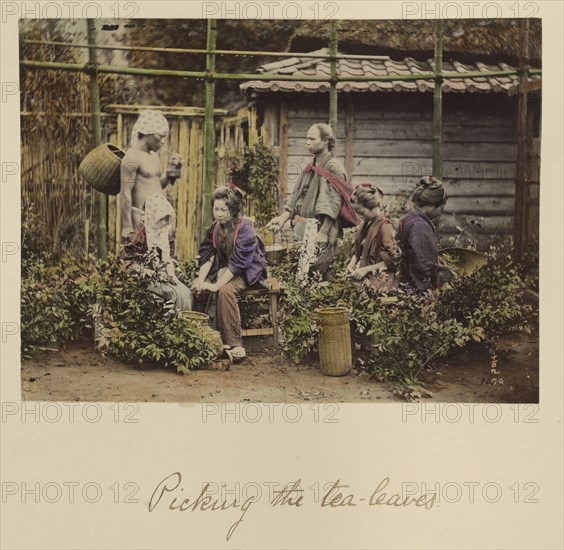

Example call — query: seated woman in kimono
[141,193,193,313]
[346,183,401,293]
[192,185,267,361]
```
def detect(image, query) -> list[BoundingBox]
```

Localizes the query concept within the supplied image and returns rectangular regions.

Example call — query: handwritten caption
[149,473,538,542]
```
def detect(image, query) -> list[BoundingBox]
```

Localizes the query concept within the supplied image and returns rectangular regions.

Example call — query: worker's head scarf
[143,193,175,262]
[131,110,169,145]
[412,176,448,207]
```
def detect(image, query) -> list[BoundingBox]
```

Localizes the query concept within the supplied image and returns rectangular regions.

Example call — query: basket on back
[79,143,125,195]
[440,247,488,275]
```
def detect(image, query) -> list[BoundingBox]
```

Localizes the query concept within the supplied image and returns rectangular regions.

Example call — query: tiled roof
[240,48,540,94]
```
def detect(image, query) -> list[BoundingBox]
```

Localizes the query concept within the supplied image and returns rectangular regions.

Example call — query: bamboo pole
[176,118,190,259]
[87,19,106,261]
[20,60,535,82]
[329,21,338,133]
[22,39,391,61]
[187,120,202,258]
[203,19,217,238]
[432,19,443,181]
[514,19,530,262]
[115,113,123,250]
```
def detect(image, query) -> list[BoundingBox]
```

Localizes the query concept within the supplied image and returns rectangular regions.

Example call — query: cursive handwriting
[270,479,304,507]
[149,472,256,541]
[369,477,436,509]
[148,474,436,542]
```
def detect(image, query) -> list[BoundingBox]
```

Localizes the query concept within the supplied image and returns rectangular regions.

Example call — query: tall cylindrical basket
[316,307,352,376]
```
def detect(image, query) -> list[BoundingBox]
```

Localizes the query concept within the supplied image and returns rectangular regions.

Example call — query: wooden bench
[240,277,281,347]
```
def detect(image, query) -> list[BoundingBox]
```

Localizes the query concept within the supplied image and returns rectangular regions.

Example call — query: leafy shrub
[229,140,279,227]
[21,252,96,356]
[437,247,533,339]
[22,203,216,372]
[90,253,216,374]
[21,205,96,355]
[355,290,480,384]
[274,239,532,386]
[273,244,363,362]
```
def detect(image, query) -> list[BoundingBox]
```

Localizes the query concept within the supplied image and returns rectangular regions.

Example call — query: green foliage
[274,239,533,386]
[518,239,539,293]
[437,247,533,339]
[177,258,200,284]
[21,206,96,356]
[21,208,215,372]
[229,140,279,227]
[273,243,362,362]
[21,252,96,356]
[89,253,216,374]
[356,291,476,384]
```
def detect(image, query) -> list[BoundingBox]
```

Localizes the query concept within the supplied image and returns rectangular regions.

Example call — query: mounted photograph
[19,17,540,403]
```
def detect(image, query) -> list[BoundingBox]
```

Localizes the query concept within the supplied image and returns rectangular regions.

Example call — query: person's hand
[168,153,183,168]
[352,266,370,280]
[266,216,283,233]
[345,260,357,275]
[191,278,205,293]
[202,281,219,293]
[166,154,183,182]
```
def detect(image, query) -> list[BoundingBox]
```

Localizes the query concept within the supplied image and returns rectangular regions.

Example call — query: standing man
[120,109,182,239]
[266,123,347,278]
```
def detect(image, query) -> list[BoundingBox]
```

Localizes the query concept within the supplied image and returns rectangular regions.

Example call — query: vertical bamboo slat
[186,119,202,259]
[175,118,190,259]
[115,113,123,249]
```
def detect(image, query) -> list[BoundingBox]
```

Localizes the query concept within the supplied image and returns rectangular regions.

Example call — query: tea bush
[21,252,96,356]
[275,240,532,385]
[437,247,533,339]
[22,207,215,372]
[21,205,96,355]
[355,290,480,384]
[88,253,216,374]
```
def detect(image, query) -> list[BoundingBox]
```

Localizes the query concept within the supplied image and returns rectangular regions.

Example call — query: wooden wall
[269,92,526,248]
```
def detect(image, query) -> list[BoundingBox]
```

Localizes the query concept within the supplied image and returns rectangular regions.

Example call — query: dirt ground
[21,331,538,403]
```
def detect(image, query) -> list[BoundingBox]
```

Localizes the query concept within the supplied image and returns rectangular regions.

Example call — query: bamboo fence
[20,19,539,260]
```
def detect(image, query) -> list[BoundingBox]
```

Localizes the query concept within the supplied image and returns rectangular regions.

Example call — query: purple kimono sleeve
[227,221,258,277]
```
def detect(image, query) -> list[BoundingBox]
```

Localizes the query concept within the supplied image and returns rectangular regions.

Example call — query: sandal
[224,346,246,363]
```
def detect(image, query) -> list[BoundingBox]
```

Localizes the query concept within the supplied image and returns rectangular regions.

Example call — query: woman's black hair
[213,185,244,218]
[412,176,448,207]
[351,182,384,210]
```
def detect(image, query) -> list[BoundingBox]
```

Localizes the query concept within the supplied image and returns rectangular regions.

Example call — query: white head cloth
[131,110,169,146]
[143,193,175,262]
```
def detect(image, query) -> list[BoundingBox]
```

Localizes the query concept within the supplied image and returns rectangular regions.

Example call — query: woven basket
[316,307,352,376]
[79,143,125,195]
[440,247,488,276]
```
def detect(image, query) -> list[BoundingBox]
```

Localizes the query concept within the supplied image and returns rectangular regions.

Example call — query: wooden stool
[240,277,281,346]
